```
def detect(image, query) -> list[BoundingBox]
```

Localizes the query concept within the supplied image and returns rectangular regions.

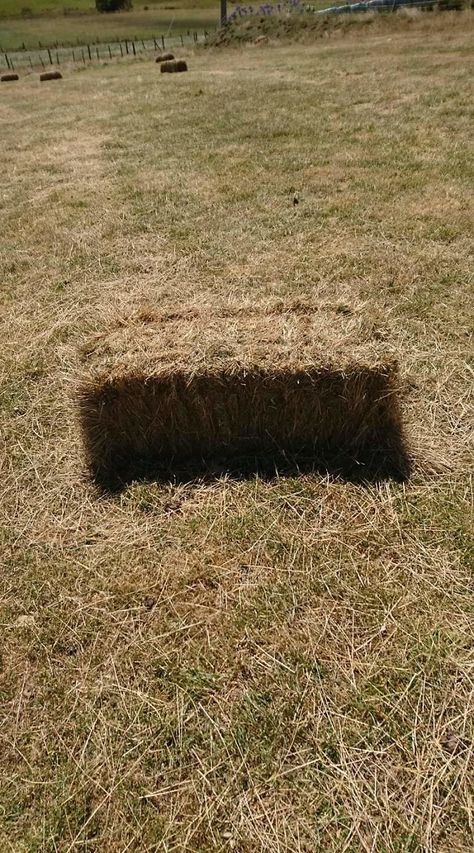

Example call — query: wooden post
[220,0,227,26]
[125,40,129,55]
[108,45,112,59]
[87,44,92,61]
[47,48,53,65]
[119,42,124,57]
[161,35,165,49]
[132,41,136,56]
[96,46,100,60]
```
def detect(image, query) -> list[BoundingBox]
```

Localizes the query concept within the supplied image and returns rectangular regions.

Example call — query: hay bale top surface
[80,303,395,383]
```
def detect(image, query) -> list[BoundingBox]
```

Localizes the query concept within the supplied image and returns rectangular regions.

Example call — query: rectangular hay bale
[76,305,408,487]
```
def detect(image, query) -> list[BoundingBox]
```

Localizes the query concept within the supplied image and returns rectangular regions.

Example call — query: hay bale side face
[40,71,62,81]
[77,306,408,488]
[78,365,405,488]
[1,73,19,82]
[160,59,188,74]
[156,53,175,62]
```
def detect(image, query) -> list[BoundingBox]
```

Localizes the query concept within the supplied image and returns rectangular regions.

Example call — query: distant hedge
[96,0,133,12]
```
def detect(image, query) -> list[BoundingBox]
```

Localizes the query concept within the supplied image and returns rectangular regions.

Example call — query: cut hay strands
[40,71,62,82]
[76,306,410,489]
[1,73,19,82]
[155,53,175,63]
[160,60,188,74]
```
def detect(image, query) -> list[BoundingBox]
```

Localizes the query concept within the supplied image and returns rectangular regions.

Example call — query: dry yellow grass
[0,11,473,852]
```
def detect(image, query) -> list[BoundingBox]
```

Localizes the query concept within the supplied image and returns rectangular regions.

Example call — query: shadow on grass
[92,442,412,494]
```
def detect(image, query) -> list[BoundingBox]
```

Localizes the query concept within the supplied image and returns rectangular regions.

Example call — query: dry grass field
[1,12,473,851]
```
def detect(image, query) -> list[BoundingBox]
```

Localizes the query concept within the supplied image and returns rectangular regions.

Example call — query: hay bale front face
[77,306,408,487]
[40,71,62,82]
[1,73,19,82]
[160,59,188,73]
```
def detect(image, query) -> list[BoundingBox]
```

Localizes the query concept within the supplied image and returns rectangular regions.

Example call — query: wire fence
[0,29,211,73]
[228,0,463,19]
[1,0,466,72]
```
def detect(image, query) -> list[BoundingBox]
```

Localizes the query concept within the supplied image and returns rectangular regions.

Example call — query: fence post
[56,52,60,65]
[47,48,53,64]
[87,44,92,61]
[180,34,184,46]
[119,42,124,56]
[125,40,129,54]
[161,35,165,49]
[82,48,85,64]
[220,0,227,26]
[96,46,100,60]
[72,48,76,62]
[153,38,157,49]
[40,55,45,69]
[132,41,136,56]
[5,53,10,70]
[108,45,112,59]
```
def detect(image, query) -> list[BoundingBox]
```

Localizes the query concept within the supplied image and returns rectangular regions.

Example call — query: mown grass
[1,11,473,851]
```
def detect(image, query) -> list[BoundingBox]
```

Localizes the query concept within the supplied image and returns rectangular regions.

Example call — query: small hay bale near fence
[160,59,188,73]
[40,70,62,82]
[1,73,19,82]
[76,304,409,488]
[155,52,175,63]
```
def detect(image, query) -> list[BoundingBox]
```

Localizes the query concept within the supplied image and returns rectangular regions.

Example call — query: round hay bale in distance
[40,70,62,82]
[1,73,19,82]
[160,59,188,74]
[155,52,175,63]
